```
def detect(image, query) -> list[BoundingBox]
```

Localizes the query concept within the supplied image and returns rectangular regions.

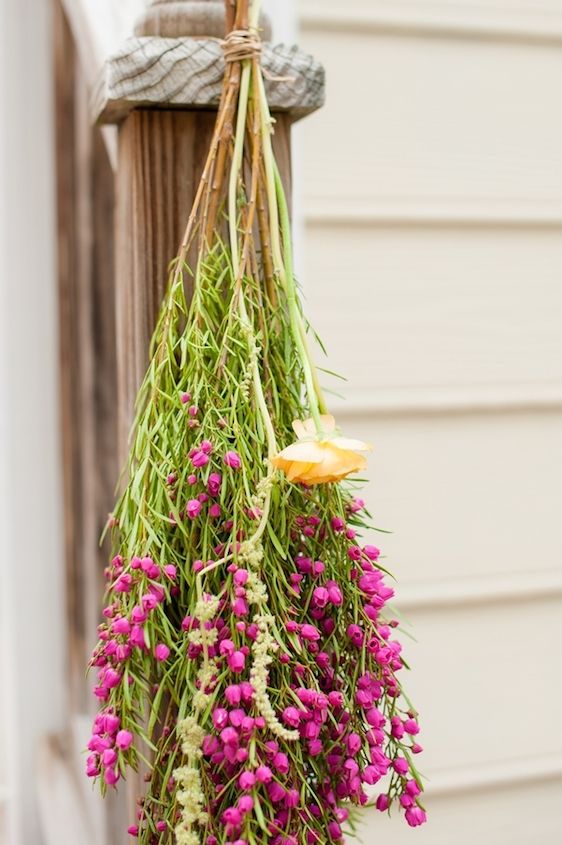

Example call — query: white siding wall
[296,0,562,841]
[0,2,65,844]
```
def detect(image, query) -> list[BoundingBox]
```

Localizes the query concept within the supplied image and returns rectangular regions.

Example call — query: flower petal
[272,441,324,465]
[332,437,373,453]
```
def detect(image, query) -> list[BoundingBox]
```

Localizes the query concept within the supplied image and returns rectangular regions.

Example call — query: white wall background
[295,0,562,842]
[0,1,65,844]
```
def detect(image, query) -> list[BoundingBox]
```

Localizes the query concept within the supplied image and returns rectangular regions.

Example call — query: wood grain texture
[93,37,325,124]
[54,0,118,715]
[53,3,126,841]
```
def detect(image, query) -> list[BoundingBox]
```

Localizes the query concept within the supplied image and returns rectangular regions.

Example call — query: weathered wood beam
[93,38,325,124]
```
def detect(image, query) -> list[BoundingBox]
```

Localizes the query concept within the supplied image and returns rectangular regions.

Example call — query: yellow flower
[271,415,372,485]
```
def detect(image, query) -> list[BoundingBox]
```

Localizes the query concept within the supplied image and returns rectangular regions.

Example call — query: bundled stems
[85,1,426,842]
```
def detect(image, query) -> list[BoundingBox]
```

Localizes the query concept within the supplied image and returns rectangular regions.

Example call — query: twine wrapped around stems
[221,28,262,62]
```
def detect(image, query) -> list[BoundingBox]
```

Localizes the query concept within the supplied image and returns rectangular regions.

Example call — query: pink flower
[312,560,325,576]
[237,796,254,815]
[232,597,249,617]
[228,650,246,673]
[347,624,363,646]
[224,451,241,469]
[163,564,177,579]
[361,765,380,785]
[102,748,117,767]
[115,730,133,750]
[234,569,249,586]
[212,708,229,729]
[405,806,427,827]
[327,821,342,840]
[308,739,323,756]
[221,807,242,826]
[347,733,362,755]
[393,756,409,775]
[300,624,320,642]
[207,472,222,496]
[131,605,147,624]
[375,794,389,812]
[191,450,209,468]
[282,707,302,728]
[267,782,286,803]
[186,499,202,519]
[219,639,235,656]
[104,767,119,786]
[404,717,420,735]
[255,765,273,783]
[130,625,146,649]
[406,779,421,797]
[103,668,121,689]
[155,643,170,662]
[272,752,289,774]
[85,756,99,777]
[327,582,343,605]
[312,587,329,608]
[225,685,241,706]
[112,617,131,635]
[238,771,256,790]
[209,503,221,519]
[113,574,133,593]
[103,713,120,734]
[285,788,299,808]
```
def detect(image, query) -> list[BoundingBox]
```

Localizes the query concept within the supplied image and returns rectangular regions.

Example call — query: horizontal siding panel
[303,226,562,399]
[356,775,562,844]
[298,31,562,215]
[300,0,562,40]
[390,597,562,773]
[340,411,562,584]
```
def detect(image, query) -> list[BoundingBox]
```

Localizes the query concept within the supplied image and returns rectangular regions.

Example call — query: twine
[221,29,262,63]
[220,29,296,84]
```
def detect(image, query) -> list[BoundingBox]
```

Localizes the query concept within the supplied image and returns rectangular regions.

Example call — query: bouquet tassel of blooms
[86,2,427,841]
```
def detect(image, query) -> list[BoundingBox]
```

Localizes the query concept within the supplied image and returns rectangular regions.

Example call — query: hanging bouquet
[86,1,427,842]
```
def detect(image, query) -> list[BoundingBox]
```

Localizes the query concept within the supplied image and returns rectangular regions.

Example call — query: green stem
[227,0,277,460]
[256,72,327,433]
[273,159,329,416]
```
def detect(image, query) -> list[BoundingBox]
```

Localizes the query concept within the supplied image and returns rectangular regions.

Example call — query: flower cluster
[87,417,426,840]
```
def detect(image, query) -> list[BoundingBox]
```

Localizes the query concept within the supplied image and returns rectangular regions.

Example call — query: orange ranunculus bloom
[271,415,372,485]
